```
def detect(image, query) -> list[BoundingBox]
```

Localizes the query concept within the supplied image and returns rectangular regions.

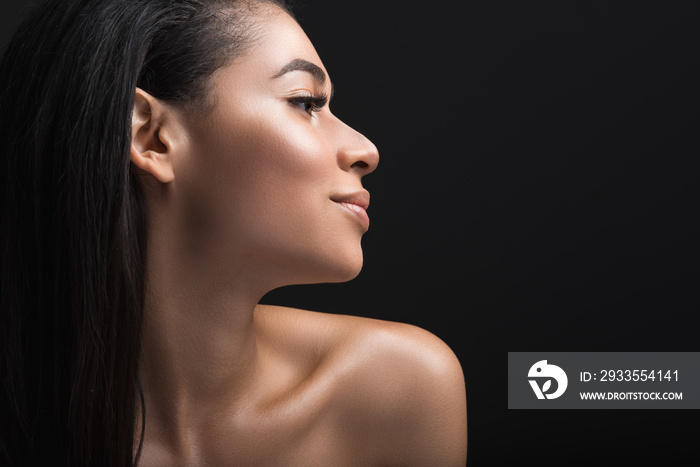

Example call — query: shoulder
[332,315,467,466]
[256,305,467,466]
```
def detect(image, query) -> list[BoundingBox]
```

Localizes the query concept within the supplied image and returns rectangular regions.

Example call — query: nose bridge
[333,116,379,174]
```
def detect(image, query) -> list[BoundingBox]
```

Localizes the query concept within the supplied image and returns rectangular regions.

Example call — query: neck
[138,225,271,446]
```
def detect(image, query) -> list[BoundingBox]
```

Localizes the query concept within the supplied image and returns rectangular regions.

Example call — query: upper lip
[330,190,370,210]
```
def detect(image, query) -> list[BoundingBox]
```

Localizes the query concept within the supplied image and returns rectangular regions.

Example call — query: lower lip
[335,202,370,230]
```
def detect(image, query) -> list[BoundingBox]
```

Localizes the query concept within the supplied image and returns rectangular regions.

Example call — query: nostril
[351,161,369,169]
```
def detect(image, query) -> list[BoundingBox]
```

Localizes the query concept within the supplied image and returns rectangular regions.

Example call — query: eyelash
[288,93,328,115]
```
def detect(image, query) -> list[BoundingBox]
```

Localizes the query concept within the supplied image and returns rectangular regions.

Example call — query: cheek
[172,99,364,283]
[228,119,364,281]
[235,115,336,229]
[177,104,339,254]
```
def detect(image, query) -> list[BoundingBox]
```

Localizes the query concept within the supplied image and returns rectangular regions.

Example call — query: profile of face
[151,5,378,289]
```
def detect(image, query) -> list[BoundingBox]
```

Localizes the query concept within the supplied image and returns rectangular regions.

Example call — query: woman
[0,0,467,465]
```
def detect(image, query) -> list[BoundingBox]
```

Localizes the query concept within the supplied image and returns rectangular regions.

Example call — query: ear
[130,88,175,183]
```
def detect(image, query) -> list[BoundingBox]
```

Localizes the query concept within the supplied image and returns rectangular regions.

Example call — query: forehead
[222,6,328,86]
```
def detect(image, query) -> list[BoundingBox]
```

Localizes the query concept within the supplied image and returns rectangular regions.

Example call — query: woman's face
[170,6,379,287]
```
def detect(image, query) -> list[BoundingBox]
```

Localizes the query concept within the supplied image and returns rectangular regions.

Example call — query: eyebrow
[272,58,327,85]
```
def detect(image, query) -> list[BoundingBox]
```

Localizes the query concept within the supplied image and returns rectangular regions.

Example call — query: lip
[331,190,370,230]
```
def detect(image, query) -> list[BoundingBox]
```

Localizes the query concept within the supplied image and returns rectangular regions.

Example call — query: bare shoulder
[255,305,468,466]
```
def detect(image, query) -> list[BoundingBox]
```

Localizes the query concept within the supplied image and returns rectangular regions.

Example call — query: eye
[288,93,328,116]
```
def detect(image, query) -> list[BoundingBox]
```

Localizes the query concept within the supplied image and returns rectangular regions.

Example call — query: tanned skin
[131,5,467,465]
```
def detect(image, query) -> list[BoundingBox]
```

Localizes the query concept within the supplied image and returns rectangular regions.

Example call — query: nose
[335,121,379,176]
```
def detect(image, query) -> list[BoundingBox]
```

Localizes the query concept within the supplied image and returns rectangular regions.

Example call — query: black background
[3,1,699,465]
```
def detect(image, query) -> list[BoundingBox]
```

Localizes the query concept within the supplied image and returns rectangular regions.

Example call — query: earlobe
[130,88,175,183]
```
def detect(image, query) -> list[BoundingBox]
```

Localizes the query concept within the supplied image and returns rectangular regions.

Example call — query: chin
[294,247,365,285]
[327,256,364,283]
[329,240,366,280]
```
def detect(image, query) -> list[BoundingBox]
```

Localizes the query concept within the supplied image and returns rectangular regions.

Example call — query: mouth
[331,191,370,230]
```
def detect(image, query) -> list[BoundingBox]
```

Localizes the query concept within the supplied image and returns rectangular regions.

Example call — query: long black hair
[0,0,287,465]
